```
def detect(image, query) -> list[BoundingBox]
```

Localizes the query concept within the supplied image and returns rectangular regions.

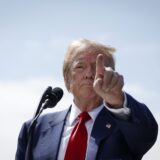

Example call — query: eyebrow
[74,57,86,61]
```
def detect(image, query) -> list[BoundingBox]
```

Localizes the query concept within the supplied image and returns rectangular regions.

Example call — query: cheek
[65,72,76,91]
[71,72,83,83]
[67,72,82,90]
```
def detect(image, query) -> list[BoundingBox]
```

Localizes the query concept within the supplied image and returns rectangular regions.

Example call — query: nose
[84,65,95,80]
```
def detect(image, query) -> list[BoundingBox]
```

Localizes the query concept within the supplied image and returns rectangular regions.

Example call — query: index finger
[95,54,105,78]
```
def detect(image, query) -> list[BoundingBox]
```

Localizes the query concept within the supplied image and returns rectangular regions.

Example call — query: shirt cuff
[104,92,131,120]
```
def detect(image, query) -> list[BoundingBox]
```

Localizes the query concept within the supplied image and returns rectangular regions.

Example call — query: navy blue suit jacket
[15,94,158,160]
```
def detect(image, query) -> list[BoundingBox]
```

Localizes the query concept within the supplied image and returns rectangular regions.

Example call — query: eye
[74,63,85,70]
[76,65,84,69]
[72,62,86,71]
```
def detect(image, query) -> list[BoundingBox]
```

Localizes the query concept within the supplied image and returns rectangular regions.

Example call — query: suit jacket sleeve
[15,121,29,160]
[114,93,158,158]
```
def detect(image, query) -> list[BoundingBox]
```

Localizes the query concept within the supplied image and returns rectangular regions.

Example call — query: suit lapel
[91,107,116,145]
[86,107,117,160]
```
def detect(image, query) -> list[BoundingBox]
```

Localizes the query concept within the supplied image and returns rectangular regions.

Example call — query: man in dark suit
[16,39,158,160]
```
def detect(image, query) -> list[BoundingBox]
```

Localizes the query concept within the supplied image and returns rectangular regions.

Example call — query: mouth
[80,80,94,88]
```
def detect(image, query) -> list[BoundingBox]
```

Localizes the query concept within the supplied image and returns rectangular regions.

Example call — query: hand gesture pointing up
[93,54,124,108]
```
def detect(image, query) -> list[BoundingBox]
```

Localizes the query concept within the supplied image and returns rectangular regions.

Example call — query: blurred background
[0,0,159,159]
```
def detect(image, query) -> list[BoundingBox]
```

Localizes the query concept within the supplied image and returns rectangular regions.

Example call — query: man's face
[65,48,110,100]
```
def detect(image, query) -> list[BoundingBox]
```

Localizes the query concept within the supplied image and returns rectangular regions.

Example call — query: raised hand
[93,54,124,108]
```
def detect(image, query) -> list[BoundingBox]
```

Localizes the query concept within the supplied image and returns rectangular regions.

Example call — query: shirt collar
[69,101,104,126]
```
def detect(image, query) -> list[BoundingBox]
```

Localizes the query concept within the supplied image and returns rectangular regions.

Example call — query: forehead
[75,53,98,63]
[73,46,103,62]
[72,46,110,65]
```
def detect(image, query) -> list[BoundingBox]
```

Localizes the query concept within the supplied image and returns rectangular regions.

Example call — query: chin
[81,89,97,99]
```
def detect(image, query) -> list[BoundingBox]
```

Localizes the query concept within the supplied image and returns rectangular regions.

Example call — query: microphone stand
[25,87,52,160]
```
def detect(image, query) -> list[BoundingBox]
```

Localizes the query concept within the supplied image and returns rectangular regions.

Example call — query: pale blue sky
[0,0,159,159]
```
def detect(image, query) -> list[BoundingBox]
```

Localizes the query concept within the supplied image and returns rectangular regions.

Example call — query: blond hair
[63,39,116,79]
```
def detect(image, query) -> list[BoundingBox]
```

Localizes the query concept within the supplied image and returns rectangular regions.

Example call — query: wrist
[104,92,124,109]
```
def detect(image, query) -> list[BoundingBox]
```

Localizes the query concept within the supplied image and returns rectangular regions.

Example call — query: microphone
[40,86,52,102]
[25,86,63,160]
[34,87,63,117]
[43,87,63,109]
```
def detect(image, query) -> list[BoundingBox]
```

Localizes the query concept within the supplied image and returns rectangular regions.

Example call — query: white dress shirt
[57,94,131,160]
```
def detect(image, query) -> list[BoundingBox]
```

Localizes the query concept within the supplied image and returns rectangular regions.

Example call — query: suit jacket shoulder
[15,108,70,160]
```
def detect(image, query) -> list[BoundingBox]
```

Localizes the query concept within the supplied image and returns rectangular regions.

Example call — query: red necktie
[64,112,91,160]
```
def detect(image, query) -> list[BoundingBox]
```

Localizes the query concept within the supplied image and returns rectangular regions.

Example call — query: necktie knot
[79,112,91,123]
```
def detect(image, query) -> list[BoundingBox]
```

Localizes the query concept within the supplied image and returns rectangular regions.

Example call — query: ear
[64,74,70,92]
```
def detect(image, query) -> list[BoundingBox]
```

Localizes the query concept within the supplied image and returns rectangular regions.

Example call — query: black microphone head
[41,86,52,102]
[51,87,63,101]
[43,87,63,109]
